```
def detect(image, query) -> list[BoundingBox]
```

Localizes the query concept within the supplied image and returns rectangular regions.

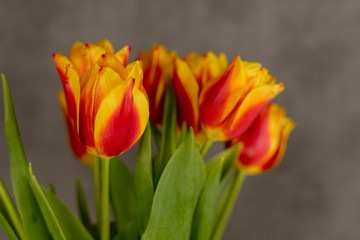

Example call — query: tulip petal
[115,45,131,66]
[97,39,115,53]
[97,52,128,80]
[199,56,246,129]
[138,45,176,124]
[94,80,149,157]
[261,118,295,171]
[173,58,200,134]
[93,66,124,118]
[52,53,80,129]
[126,60,143,89]
[78,65,100,154]
[222,83,284,140]
[185,52,228,88]
[69,42,109,76]
[58,91,92,164]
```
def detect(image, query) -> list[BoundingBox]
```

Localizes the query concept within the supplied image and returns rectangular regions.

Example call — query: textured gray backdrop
[0,0,359,239]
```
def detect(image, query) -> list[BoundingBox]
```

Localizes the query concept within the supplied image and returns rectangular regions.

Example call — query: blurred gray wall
[0,0,359,239]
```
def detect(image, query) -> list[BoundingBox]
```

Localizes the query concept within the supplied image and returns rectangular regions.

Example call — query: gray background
[0,0,359,239]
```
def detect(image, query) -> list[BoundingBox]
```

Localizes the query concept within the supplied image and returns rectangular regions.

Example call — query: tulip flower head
[54,40,149,159]
[171,52,228,143]
[185,51,228,89]
[199,56,284,141]
[228,104,295,174]
[137,45,176,124]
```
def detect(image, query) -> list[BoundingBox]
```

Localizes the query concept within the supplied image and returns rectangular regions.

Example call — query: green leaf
[142,129,206,240]
[76,179,91,228]
[191,159,223,240]
[177,122,188,147]
[29,165,94,240]
[0,211,19,240]
[109,157,137,237]
[112,217,138,240]
[0,176,24,239]
[134,124,154,234]
[49,184,56,195]
[206,143,242,182]
[2,74,50,240]
[153,81,177,185]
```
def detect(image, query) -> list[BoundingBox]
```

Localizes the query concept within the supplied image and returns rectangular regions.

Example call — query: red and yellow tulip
[137,45,176,124]
[172,51,228,143]
[199,56,284,141]
[185,51,228,89]
[53,40,149,158]
[172,57,204,141]
[227,104,295,174]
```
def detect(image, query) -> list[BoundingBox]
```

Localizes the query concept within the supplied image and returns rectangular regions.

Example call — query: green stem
[200,138,213,158]
[212,170,246,240]
[92,156,101,230]
[100,157,110,240]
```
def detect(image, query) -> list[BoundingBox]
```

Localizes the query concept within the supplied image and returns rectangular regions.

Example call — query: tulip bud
[172,57,205,142]
[227,104,295,174]
[53,40,149,159]
[199,56,284,141]
[185,51,228,89]
[137,45,176,124]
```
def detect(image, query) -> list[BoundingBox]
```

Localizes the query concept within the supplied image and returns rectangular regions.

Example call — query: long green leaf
[191,159,223,240]
[153,81,177,185]
[142,129,206,240]
[0,211,19,240]
[29,165,94,240]
[2,74,50,240]
[206,143,242,182]
[134,124,153,234]
[109,157,137,237]
[0,176,24,239]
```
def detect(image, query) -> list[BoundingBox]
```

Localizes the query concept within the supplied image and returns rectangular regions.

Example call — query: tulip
[53,40,149,158]
[172,57,204,141]
[227,104,295,174]
[199,56,284,141]
[137,45,176,124]
[185,51,228,89]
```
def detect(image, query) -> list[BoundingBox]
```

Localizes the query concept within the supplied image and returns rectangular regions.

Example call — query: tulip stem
[92,156,101,230]
[212,169,246,240]
[100,157,110,240]
[200,138,213,158]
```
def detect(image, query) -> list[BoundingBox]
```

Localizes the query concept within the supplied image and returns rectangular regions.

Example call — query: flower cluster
[138,45,293,174]
[54,40,295,174]
[0,39,296,240]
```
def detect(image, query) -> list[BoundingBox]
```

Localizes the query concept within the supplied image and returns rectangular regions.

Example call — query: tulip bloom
[185,51,228,89]
[172,57,204,141]
[199,56,284,141]
[172,52,229,143]
[227,104,295,174]
[137,45,176,124]
[53,40,149,158]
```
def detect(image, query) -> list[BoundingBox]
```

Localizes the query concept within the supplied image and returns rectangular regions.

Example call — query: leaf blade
[2,74,50,240]
[134,124,154,234]
[29,165,94,240]
[109,157,138,238]
[142,129,206,240]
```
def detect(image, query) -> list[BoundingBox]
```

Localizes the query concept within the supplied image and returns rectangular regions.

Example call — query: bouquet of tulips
[0,40,294,240]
